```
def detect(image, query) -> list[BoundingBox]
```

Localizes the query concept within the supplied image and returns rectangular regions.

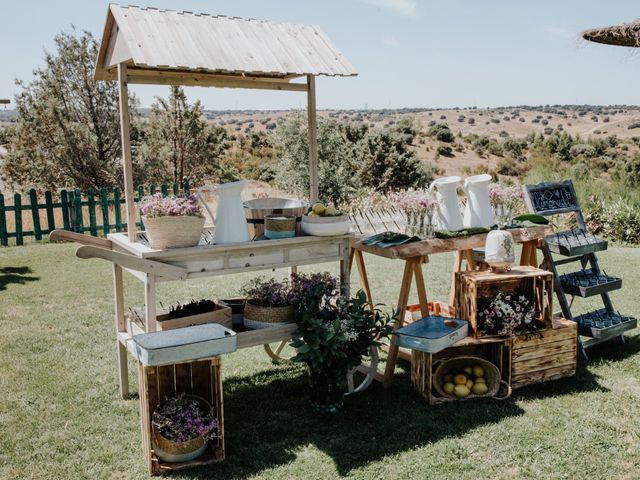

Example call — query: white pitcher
[198,180,250,244]
[430,176,464,231]
[462,174,494,229]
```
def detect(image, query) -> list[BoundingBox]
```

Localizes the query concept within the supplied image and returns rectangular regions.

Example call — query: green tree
[275,113,355,206]
[356,130,432,192]
[1,29,132,190]
[136,87,229,185]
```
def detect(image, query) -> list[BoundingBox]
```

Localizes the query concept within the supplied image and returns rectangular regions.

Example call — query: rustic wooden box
[138,357,225,475]
[411,336,510,405]
[509,317,577,389]
[454,266,553,338]
[129,300,232,332]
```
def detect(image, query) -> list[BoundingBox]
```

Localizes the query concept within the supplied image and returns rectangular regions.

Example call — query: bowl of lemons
[301,202,351,236]
[434,357,502,400]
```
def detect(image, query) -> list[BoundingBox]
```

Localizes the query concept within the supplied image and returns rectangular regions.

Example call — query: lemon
[443,382,455,394]
[453,374,467,385]
[472,382,489,395]
[466,379,474,389]
[444,374,453,383]
[473,365,485,378]
[312,203,326,215]
[325,206,337,216]
[453,384,470,398]
[475,377,486,384]
[463,366,473,375]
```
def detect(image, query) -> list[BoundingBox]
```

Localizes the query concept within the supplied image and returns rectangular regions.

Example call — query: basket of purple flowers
[138,193,205,249]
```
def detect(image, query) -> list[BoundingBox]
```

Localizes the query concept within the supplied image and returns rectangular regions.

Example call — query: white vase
[198,181,251,244]
[430,176,464,231]
[463,174,494,229]
[485,230,515,271]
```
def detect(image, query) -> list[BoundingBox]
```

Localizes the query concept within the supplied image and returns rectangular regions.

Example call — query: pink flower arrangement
[489,184,524,209]
[388,188,437,214]
[138,193,203,218]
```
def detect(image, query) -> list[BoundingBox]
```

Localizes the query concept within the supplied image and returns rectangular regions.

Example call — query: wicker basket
[244,302,294,329]
[264,214,297,239]
[142,215,205,249]
[151,395,211,463]
[433,356,505,399]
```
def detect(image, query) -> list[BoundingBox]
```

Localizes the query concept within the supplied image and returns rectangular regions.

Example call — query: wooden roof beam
[125,69,309,91]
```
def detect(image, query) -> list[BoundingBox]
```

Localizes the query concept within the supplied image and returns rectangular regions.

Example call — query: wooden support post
[340,238,351,299]
[113,264,129,398]
[118,63,137,242]
[144,274,158,332]
[306,74,319,203]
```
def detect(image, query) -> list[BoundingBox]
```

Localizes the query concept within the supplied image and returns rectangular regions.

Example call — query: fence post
[172,182,179,195]
[29,188,42,241]
[100,188,110,236]
[87,188,97,236]
[0,193,7,246]
[161,183,168,196]
[60,190,70,231]
[14,193,23,246]
[113,188,122,232]
[150,184,156,195]
[183,180,190,193]
[44,191,55,234]
[73,189,84,233]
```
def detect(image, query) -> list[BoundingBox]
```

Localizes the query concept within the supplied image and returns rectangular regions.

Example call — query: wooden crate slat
[174,363,192,394]
[156,364,176,399]
[512,339,577,362]
[190,360,212,401]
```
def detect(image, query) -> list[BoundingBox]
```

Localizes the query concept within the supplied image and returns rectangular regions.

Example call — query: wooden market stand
[351,226,553,387]
[86,5,360,399]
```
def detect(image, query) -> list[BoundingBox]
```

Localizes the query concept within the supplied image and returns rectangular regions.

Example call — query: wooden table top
[351,226,552,260]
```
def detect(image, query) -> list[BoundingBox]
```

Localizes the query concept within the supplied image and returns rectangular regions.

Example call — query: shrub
[541,119,549,126]
[543,127,554,135]
[495,157,526,176]
[585,199,640,244]
[627,122,640,130]
[427,123,454,142]
[468,117,475,125]
[436,144,453,156]
[570,143,597,158]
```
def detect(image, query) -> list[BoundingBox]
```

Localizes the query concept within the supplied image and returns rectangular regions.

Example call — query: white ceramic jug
[485,229,515,272]
[198,180,250,244]
[430,176,464,231]
[462,174,494,229]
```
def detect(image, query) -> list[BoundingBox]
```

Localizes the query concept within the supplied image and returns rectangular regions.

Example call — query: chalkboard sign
[524,180,580,216]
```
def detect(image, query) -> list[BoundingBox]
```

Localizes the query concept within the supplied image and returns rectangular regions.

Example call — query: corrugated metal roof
[96,4,358,80]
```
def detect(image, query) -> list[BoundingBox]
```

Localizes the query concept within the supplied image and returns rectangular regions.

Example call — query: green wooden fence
[0,181,190,246]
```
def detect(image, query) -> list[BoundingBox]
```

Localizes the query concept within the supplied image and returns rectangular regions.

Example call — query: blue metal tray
[395,316,468,353]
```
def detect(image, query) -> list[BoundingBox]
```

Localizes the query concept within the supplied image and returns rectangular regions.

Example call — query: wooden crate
[411,336,510,405]
[138,357,225,475]
[454,266,553,338]
[509,317,577,389]
[129,300,232,331]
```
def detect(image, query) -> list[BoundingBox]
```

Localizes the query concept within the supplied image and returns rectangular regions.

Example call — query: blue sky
[2,0,640,110]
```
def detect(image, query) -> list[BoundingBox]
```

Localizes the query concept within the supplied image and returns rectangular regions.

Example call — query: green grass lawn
[1,243,639,479]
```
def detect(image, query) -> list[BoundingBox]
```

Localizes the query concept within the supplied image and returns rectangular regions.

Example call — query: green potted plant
[289,273,394,412]
[241,276,295,329]
[138,193,205,249]
[151,393,219,463]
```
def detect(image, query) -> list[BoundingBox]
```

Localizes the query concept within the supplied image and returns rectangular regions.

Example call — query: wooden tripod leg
[382,260,415,388]
[520,241,538,267]
[449,251,464,306]
[413,260,429,318]
[353,249,373,305]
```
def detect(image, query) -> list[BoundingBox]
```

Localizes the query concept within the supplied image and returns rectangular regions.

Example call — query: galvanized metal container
[395,316,468,353]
